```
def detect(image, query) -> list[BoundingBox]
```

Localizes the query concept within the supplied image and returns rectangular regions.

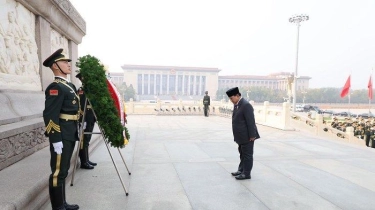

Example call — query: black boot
[63,183,79,210]
[50,186,66,210]
[86,147,97,166]
[79,148,94,169]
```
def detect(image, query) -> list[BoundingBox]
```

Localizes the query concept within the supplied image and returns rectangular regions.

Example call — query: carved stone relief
[0,127,47,164]
[0,0,41,91]
[51,29,69,55]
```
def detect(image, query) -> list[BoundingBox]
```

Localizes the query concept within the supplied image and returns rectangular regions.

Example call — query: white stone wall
[0,0,41,90]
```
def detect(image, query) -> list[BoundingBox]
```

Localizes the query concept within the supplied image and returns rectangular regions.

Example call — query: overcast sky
[71,0,375,90]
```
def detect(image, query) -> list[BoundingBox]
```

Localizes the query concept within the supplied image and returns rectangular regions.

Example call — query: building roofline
[219,74,311,80]
[121,64,221,72]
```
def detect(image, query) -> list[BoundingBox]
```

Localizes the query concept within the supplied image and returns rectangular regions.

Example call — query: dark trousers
[365,135,370,147]
[49,140,75,187]
[82,121,95,148]
[237,141,254,176]
[204,105,209,116]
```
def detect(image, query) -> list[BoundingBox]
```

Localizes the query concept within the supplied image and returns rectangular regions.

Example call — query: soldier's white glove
[83,122,87,129]
[52,142,63,154]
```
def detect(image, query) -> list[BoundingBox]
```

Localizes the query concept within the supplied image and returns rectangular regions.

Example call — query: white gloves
[83,122,87,129]
[52,142,63,154]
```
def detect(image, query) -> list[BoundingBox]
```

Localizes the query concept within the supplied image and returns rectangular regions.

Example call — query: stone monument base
[0,90,48,171]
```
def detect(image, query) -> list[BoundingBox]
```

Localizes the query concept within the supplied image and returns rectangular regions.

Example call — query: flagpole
[348,88,351,114]
[349,72,352,115]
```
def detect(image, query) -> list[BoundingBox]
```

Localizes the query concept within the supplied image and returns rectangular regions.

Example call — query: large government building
[113,65,311,100]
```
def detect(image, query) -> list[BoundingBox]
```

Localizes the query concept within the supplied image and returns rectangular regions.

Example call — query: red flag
[368,76,373,100]
[340,76,351,98]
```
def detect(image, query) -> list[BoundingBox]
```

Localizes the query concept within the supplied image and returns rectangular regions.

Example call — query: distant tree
[124,84,136,101]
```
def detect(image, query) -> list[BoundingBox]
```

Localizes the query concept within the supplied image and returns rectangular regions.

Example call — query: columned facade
[121,65,220,100]
[218,72,311,91]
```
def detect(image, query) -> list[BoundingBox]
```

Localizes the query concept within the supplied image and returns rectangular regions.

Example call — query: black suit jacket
[232,98,260,144]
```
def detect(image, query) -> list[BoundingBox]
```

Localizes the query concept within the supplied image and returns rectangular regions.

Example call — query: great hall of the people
[109,65,311,100]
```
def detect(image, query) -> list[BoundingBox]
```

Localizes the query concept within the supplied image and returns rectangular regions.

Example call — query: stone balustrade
[125,99,295,131]
[290,112,367,147]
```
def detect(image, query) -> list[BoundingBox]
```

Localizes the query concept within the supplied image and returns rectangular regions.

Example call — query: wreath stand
[70,98,131,196]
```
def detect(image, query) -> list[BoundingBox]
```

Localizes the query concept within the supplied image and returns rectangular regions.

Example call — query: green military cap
[75,72,82,79]
[43,48,71,67]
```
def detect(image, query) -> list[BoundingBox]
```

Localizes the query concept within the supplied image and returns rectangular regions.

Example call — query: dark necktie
[234,105,238,110]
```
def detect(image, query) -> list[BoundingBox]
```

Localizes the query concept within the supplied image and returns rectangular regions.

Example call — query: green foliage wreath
[76,55,125,148]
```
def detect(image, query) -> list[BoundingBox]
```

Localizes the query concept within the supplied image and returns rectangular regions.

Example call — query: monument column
[36,16,53,91]
[69,40,79,86]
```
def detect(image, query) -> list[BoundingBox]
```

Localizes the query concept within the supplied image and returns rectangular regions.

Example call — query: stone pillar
[68,41,79,86]
[263,101,269,123]
[346,126,354,143]
[282,102,290,129]
[315,114,323,135]
[128,98,134,114]
[36,16,53,91]
[157,99,161,110]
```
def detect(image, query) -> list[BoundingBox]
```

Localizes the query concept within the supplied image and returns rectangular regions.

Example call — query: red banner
[368,76,373,100]
[340,76,351,98]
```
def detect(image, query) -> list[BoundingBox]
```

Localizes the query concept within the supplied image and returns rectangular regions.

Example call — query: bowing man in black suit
[226,87,260,180]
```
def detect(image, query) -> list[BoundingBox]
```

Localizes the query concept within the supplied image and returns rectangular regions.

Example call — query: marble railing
[125,99,371,147]
[125,99,295,131]
[290,112,367,147]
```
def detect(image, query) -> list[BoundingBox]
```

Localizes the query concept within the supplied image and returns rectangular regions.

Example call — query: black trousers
[237,141,254,176]
[204,105,209,116]
[82,120,95,148]
[49,140,75,187]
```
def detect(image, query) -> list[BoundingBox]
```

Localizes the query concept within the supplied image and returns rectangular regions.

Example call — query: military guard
[203,91,210,117]
[43,49,80,210]
[76,73,97,169]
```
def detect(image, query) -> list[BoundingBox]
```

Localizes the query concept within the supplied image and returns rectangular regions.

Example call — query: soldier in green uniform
[76,73,97,169]
[203,91,210,117]
[43,49,80,210]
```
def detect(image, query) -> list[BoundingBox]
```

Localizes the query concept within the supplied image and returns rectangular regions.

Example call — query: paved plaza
[19,115,375,209]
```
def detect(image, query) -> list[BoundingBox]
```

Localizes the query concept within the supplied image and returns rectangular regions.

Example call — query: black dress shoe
[235,174,251,180]
[64,202,79,210]
[88,160,97,166]
[231,171,242,176]
[80,162,94,169]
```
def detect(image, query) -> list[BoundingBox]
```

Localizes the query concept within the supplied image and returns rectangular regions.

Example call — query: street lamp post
[289,14,309,112]
[301,91,307,104]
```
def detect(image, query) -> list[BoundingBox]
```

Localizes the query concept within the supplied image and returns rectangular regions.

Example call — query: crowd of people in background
[329,116,375,148]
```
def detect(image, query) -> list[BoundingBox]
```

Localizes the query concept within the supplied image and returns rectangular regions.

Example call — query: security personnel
[203,91,210,117]
[76,73,97,169]
[43,49,80,210]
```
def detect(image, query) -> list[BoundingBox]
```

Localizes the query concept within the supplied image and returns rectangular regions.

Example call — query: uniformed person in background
[76,72,97,169]
[364,120,372,146]
[43,49,80,210]
[203,91,210,117]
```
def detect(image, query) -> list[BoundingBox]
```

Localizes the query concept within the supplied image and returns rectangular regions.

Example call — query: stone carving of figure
[13,38,24,75]
[27,42,40,75]
[20,39,32,75]
[7,11,22,40]
[0,24,9,73]
[4,36,18,75]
